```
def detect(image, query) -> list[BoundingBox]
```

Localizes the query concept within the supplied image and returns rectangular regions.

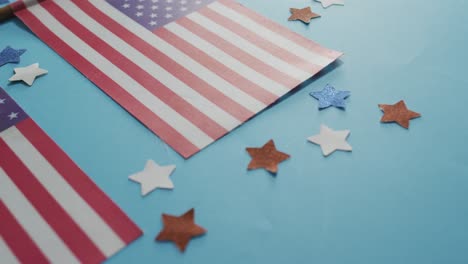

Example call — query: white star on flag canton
[12,0,342,158]
[0,88,142,263]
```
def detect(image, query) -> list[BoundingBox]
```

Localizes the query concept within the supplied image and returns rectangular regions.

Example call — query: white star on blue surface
[8,112,19,120]
[310,84,350,110]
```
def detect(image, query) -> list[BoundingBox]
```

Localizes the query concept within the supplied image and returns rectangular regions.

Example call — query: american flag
[12,0,342,158]
[0,88,142,263]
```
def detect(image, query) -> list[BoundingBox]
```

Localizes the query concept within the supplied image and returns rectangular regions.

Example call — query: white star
[315,0,344,8]
[149,21,157,26]
[180,0,187,4]
[165,13,173,18]
[8,112,19,120]
[129,160,175,196]
[308,124,352,156]
[152,0,158,2]
[166,0,173,3]
[122,3,130,8]
[180,6,187,11]
[136,4,144,9]
[0,98,5,104]
[9,63,48,86]
[195,0,201,4]
[136,11,143,17]
[150,13,158,18]
[151,5,158,9]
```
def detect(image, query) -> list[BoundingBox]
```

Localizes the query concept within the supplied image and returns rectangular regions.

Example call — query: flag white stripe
[0,237,20,264]
[0,167,79,264]
[165,22,289,97]
[88,0,267,113]
[27,2,213,149]
[187,12,310,81]
[0,126,124,257]
[56,0,240,131]
[209,2,333,67]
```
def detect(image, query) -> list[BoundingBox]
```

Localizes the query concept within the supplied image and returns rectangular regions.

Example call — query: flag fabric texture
[12,0,342,158]
[0,88,142,263]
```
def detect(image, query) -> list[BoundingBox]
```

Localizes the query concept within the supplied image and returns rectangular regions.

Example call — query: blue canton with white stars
[0,88,29,133]
[106,0,218,31]
[0,46,27,67]
[310,84,351,109]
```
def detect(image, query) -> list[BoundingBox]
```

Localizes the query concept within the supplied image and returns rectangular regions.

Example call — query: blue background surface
[1,0,468,263]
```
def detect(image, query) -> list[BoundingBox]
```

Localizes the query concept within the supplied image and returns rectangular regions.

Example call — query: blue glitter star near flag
[0,46,27,67]
[107,0,218,30]
[310,84,350,109]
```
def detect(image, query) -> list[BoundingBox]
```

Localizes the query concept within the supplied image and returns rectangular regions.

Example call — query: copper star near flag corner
[378,100,421,129]
[129,160,175,196]
[288,7,320,23]
[315,0,345,8]
[156,208,206,252]
[8,63,48,86]
[246,140,290,174]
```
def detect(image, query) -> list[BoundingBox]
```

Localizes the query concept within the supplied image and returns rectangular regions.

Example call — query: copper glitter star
[246,140,290,174]
[288,7,321,23]
[378,100,421,129]
[155,208,206,252]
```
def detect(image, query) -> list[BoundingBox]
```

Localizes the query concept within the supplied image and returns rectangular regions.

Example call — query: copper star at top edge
[246,139,290,174]
[378,100,421,129]
[155,208,206,252]
[288,7,321,24]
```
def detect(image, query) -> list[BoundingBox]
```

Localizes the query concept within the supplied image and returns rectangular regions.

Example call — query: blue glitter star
[310,84,350,109]
[0,46,27,67]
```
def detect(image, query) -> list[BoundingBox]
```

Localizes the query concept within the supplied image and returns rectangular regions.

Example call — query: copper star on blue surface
[310,84,350,109]
[0,46,27,67]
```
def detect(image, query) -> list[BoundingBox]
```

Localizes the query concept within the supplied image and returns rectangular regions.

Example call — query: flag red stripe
[176,17,300,88]
[16,118,143,243]
[41,0,226,139]
[155,27,278,105]
[0,138,106,264]
[14,7,200,158]
[199,7,322,76]
[218,0,342,60]
[0,201,49,264]
[73,0,253,123]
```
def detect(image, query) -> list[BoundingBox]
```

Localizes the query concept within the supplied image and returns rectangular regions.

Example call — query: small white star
[180,6,187,11]
[129,160,175,196]
[165,6,172,10]
[122,3,130,8]
[136,4,144,9]
[9,63,48,86]
[195,0,201,4]
[8,112,19,120]
[0,98,5,104]
[180,0,187,4]
[308,124,352,156]
[165,13,173,18]
[151,5,158,9]
[315,0,345,8]
[136,12,143,17]
[150,13,158,18]
[149,21,157,26]
[152,0,158,2]
[166,0,173,2]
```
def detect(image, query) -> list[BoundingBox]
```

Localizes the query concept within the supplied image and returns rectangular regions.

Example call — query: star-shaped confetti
[246,140,290,174]
[0,46,26,67]
[378,100,421,129]
[9,63,48,86]
[128,160,175,196]
[315,0,345,8]
[156,208,206,252]
[308,124,352,156]
[310,84,350,109]
[288,7,320,23]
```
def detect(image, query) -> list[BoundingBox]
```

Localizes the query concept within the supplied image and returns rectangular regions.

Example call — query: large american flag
[0,88,142,263]
[12,0,342,158]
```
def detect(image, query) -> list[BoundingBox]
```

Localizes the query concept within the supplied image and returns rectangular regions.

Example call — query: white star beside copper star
[9,63,48,86]
[129,160,175,196]
[308,124,352,156]
[315,0,345,8]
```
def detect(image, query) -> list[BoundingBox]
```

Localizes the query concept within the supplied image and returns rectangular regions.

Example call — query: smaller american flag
[0,88,142,263]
